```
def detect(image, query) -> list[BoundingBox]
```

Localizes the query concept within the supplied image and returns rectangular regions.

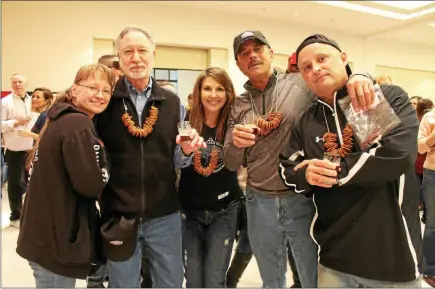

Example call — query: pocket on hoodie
[55,201,91,266]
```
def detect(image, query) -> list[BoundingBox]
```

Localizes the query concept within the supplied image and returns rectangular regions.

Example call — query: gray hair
[115,26,156,51]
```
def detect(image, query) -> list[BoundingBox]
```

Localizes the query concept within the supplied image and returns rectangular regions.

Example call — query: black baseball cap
[233,30,270,60]
[295,34,352,75]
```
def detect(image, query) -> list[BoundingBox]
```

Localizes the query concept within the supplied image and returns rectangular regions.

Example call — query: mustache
[248,61,263,68]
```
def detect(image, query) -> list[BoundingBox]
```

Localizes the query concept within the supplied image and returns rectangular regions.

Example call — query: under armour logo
[315,136,324,143]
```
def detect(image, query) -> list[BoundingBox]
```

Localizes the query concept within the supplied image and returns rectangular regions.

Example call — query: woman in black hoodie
[16,64,115,288]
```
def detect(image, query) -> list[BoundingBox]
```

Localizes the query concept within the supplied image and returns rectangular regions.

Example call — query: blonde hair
[376,74,392,85]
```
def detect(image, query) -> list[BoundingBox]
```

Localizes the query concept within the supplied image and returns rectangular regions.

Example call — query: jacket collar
[243,70,278,95]
[112,76,166,101]
[316,85,347,112]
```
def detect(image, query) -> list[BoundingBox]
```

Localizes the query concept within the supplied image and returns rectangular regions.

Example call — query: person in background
[1,74,33,228]
[98,54,123,81]
[16,64,114,288]
[416,99,434,224]
[95,26,205,288]
[287,52,299,73]
[158,80,186,121]
[178,67,243,288]
[411,96,423,110]
[376,74,392,85]
[224,30,376,288]
[187,93,193,111]
[18,87,54,140]
[418,101,435,288]
[280,33,421,288]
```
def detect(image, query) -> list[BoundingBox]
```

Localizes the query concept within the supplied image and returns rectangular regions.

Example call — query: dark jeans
[107,212,183,288]
[5,150,28,221]
[423,168,435,276]
[182,201,240,288]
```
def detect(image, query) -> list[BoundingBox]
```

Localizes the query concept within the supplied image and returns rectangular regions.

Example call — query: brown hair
[189,67,235,143]
[26,64,116,169]
[416,98,434,121]
[32,87,54,113]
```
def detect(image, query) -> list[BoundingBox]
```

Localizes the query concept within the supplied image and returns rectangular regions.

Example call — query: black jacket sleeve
[278,114,312,194]
[338,85,418,187]
[62,128,110,198]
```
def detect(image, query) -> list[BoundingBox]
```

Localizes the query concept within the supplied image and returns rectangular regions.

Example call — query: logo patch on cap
[241,31,254,39]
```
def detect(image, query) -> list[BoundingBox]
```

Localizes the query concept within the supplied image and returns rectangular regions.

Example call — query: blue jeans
[107,211,183,288]
[181,202,240,288]
[318,264,421,287]
[245,186,318,288]
[235,226,252,254]
[423,168,435,276]
[87,264,107,287]
[29,261,76,288]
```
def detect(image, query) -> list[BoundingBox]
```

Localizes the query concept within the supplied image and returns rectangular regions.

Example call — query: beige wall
[2,1,435,97]
[376,66,435,101]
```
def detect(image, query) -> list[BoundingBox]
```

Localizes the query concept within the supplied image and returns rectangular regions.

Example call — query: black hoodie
[279,85,422,282]
[17,102,110,279]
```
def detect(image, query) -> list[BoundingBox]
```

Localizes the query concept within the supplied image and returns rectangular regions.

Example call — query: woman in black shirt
[178,67,243,288]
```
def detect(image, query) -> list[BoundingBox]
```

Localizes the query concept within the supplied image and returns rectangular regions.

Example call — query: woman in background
[416,98,434,224]
[16,64,114,288]
[418,98,435,287]
[18,87,54,140]
[178,67,242,288]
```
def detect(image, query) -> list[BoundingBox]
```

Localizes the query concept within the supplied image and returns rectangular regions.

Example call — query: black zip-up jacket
[17,102,110,279]
[279,84,422,282]
[95,76,180,220]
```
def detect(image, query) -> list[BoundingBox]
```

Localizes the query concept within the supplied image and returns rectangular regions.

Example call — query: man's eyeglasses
[77,84,112,97]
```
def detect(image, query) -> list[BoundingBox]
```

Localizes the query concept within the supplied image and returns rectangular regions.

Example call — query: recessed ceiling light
[407,33,411,36]
[371,1,434,11]
[429,22,435,26]
[294,12,299,16]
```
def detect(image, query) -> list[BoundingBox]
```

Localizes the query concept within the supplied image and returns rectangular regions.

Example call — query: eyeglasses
[77,84,112,97]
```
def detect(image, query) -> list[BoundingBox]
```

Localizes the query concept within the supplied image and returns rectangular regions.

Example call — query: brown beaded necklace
[121,99,158,138]
[193,131,220,177]
[322,105,354,157]
[193,147,220,177]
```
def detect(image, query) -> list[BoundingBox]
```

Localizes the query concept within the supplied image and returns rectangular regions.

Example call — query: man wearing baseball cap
[224,30,377,288]
[279,33,422,287]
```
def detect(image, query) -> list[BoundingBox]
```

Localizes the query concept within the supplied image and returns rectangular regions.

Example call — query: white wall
[177,70,202,105]
[2,1,435,97]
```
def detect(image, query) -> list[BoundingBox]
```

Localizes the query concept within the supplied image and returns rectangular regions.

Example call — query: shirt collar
[124,76,153,97]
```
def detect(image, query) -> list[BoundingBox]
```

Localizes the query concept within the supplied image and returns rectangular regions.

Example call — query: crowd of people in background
[1,25,434,289]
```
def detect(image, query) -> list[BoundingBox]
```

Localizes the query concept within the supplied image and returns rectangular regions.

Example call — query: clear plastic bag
[338,84,400,150]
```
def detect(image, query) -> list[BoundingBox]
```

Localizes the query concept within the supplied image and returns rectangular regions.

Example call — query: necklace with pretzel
[248,77,284,136]
[193,132,220,177]
[321,103,354,157]
[121,98,159,138]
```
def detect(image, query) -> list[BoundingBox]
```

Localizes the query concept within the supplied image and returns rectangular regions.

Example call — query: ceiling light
[294,12,299,16]
[371,1,434,11]
[429,22,435,26]
[313,1,435,20]
[407,33,411,36]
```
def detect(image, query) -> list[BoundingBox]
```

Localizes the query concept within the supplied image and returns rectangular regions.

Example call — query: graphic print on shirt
[94,144,109,183]
[197,137,225,174]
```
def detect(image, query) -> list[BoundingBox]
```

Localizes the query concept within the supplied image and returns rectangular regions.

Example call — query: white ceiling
[150,0,435,48]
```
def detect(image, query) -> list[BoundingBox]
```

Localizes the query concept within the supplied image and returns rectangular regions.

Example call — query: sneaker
[423,275,435,288]
[10,220,20,229]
